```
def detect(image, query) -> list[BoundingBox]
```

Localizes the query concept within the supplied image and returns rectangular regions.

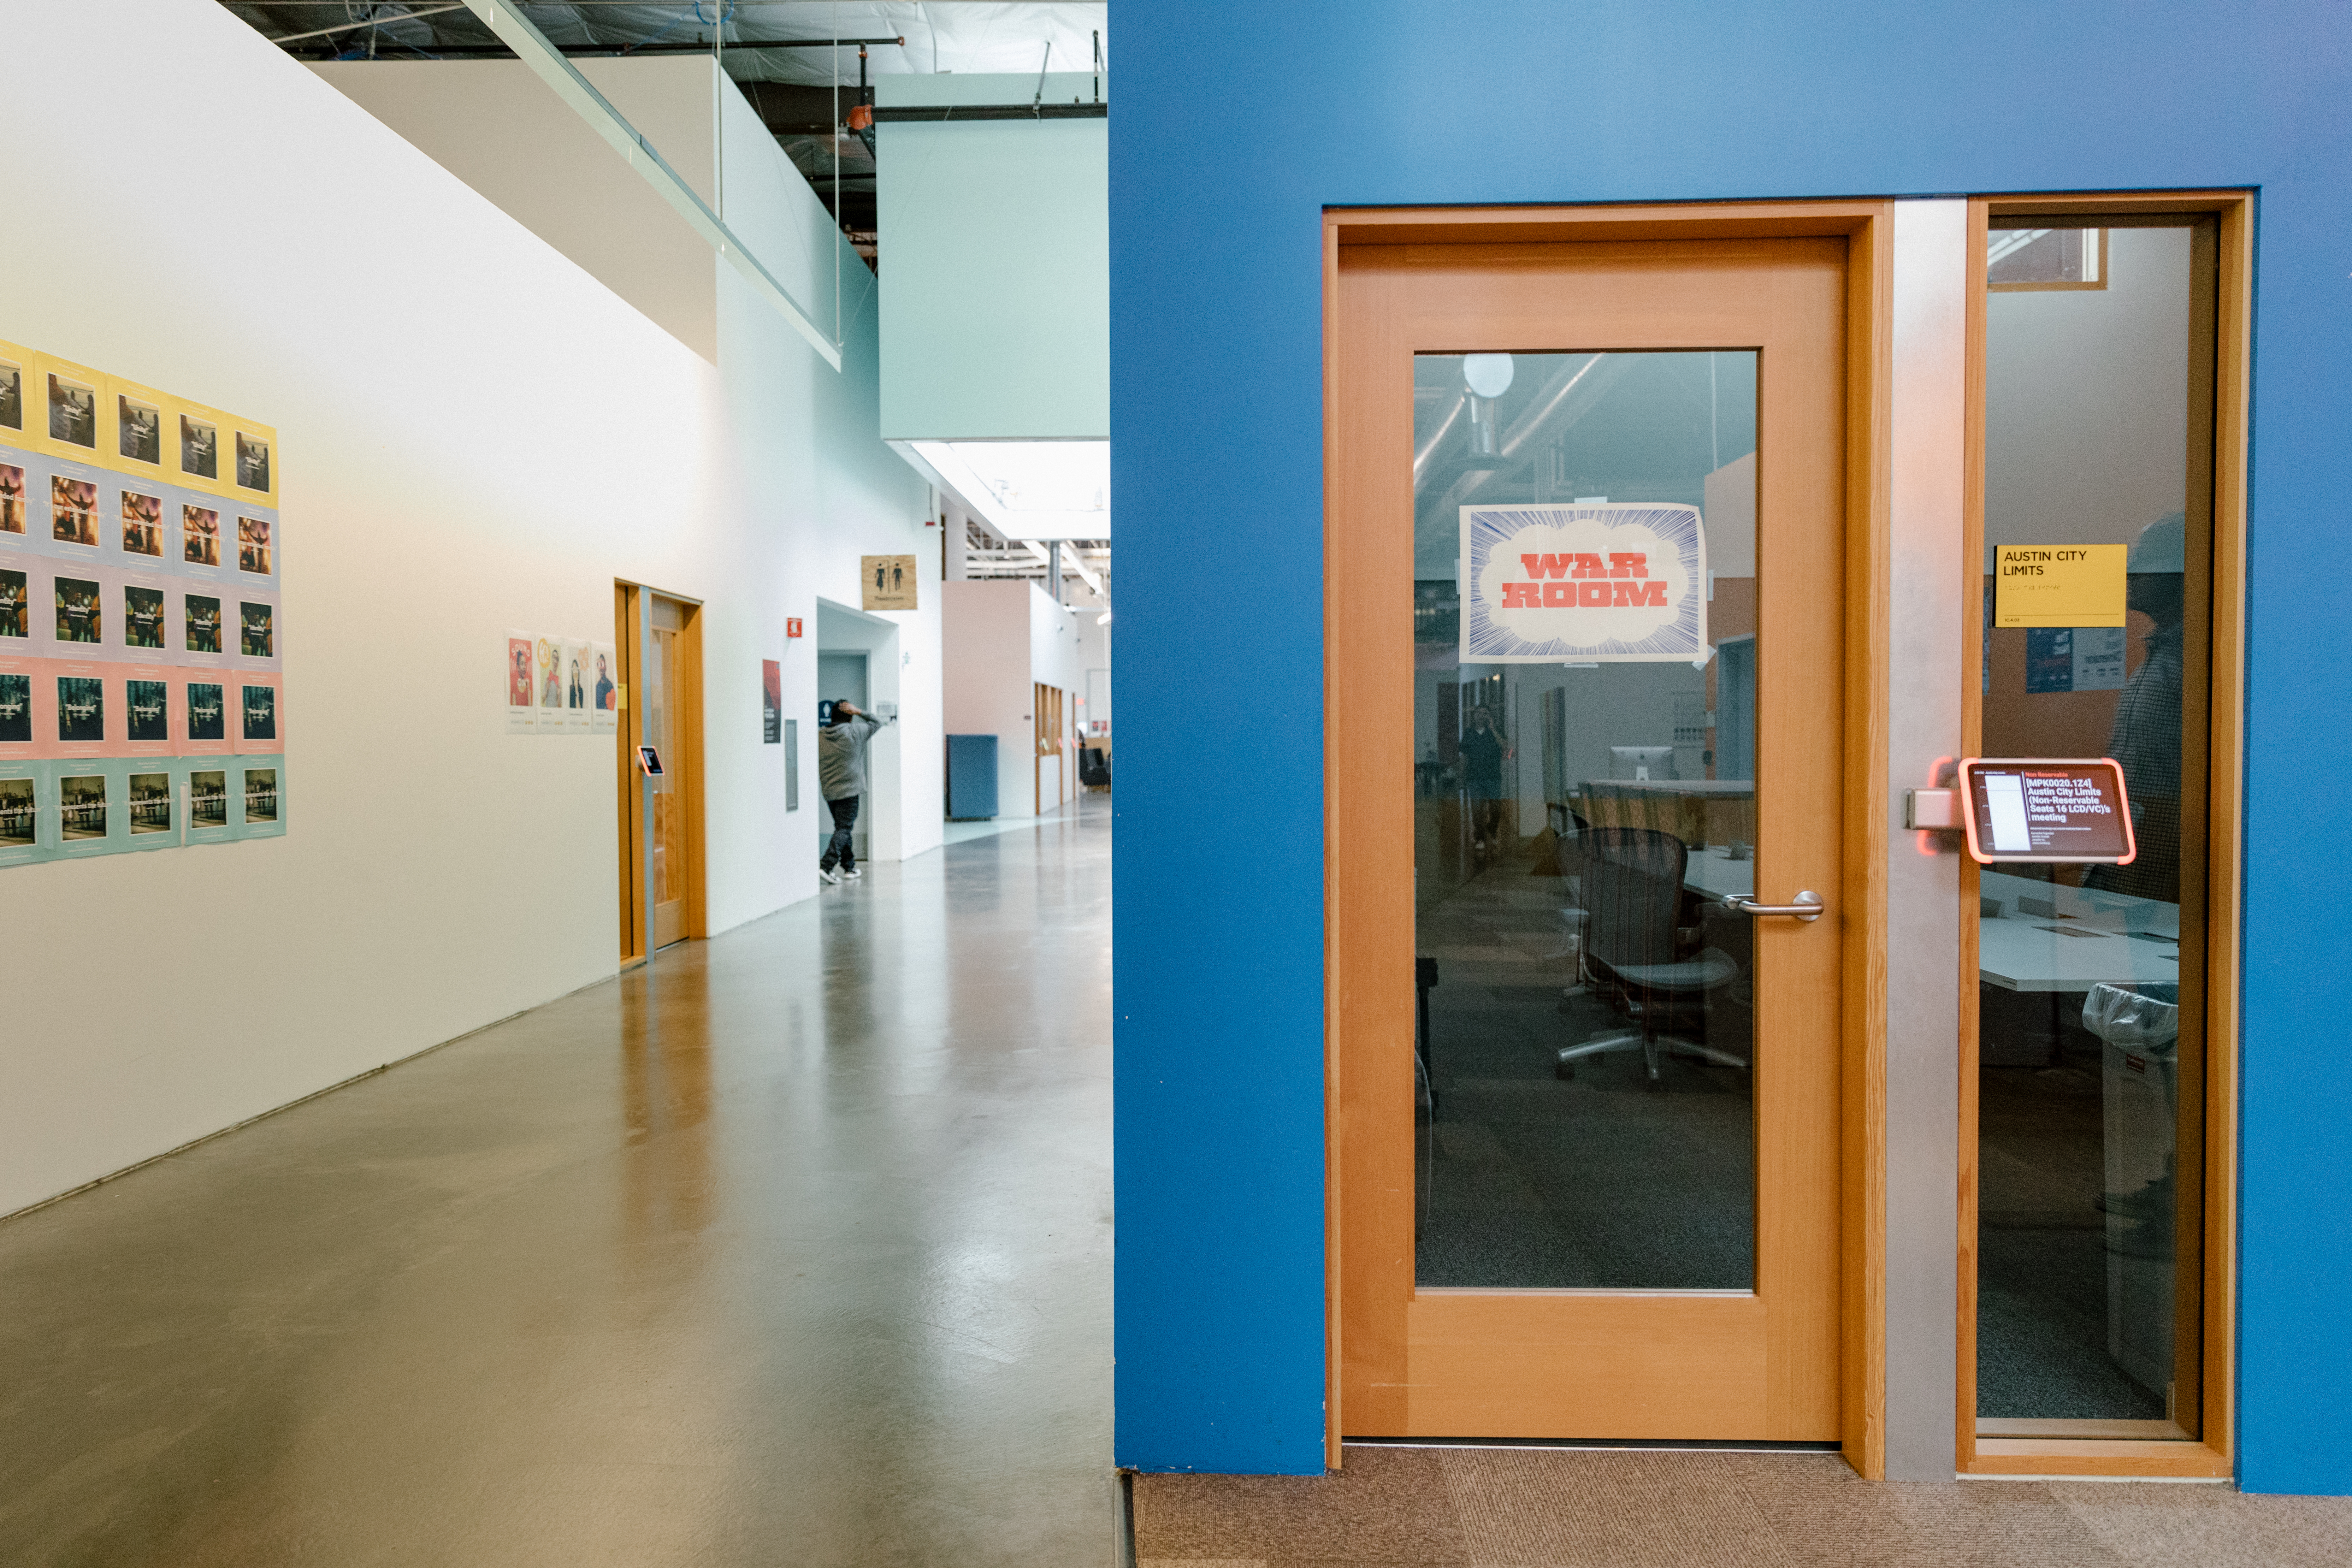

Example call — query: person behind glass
[818,699,893,885]
[1461,705,1513,858]
[2087,513,2185,904]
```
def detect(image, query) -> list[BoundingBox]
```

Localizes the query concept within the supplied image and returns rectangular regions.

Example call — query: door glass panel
[1412,349,1761,1291]
[648,598,684,947]
[1975,222,2212,1435]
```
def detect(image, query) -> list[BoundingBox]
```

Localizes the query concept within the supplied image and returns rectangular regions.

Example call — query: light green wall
[876,75,1107,440]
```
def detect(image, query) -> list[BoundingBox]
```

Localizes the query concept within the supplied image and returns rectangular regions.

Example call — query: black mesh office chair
[1556,826,1745,1081]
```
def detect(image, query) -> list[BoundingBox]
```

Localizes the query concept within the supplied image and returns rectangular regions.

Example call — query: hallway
[0,809,1115,1567]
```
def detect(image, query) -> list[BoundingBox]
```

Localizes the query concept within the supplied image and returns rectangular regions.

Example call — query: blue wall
[1111,0,2352,1488]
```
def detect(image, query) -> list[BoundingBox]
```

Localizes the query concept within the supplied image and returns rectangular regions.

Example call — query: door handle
[1719,890,1827,923]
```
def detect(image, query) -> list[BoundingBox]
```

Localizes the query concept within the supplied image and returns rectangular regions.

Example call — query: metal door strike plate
[1904,787,1960,832]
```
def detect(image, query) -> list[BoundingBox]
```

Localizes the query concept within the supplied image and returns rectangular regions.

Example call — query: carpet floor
[1131,1445,2352,1568]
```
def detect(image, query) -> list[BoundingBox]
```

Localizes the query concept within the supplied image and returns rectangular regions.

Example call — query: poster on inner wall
[35,354,109,463]
[119,485,166,563]
[0,455,27,551]
[180,498,224,572]
[54,765,117,857]
[862,554,918,612]
[237,757,285,840]
[535,634,564,723]
[506,630,537,732]
[561,638,591,730]
[590,641,618,732]
[0,341,29,439]
[0,761,42,865]
[119,759,180,852]
[108,376,170,481]
[181,760,235,845]
[0,650,35,756]
[2023,625,2128,694]
[181,675,232,756]
[1459,503,1709,664]
[762,659,782,742]
[0,336,285,867]
[236,674,282,755]
[0,566,27,641]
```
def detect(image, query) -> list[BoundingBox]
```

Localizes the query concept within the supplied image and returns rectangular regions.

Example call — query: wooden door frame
[617,582,646,965]
[1321,201,1895,1475]
[1955,190,2251,1481]
[616,581,708,958]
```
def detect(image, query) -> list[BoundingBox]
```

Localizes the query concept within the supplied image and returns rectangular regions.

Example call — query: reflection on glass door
[1974,219,2215,1438]
[1412,350,1762,1291]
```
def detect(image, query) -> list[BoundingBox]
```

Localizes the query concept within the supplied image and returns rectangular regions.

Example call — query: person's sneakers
[842,867,863,881]
[819,866,843,885]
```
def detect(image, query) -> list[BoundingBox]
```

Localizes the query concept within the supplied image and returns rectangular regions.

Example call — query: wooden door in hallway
[1035,682,1064,813]
[1331,219,1862,1443]
[619,584,705,957]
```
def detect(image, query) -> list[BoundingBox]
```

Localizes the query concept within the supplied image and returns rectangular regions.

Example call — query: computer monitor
[1610,745,1677,782]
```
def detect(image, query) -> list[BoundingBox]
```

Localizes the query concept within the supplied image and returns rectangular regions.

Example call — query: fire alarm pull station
[1956,757,2136,865]
[786,617,804,639]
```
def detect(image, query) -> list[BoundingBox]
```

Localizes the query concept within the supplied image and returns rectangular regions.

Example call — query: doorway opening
[815,598,903,864]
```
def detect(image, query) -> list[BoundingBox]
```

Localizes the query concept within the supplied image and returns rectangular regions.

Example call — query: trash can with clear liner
[2082,980,2179,1404]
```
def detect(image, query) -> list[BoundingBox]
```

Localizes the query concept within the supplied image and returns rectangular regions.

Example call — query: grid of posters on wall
[506,631,617,735]
[0,338,283,867]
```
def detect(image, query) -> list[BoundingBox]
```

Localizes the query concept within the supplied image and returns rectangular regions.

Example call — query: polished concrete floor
[0,810,1114,1566]
[1136,1444,2352,1568]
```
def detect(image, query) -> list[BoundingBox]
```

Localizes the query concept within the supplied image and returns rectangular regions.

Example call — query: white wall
[1985,226,2191,554]
[942,580,1038,816]
[875,74,1108,440]
[313,58,721,360]
[0,2,931,1213]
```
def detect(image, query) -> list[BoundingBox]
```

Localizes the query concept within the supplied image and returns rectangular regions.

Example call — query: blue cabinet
[947,734,998,819]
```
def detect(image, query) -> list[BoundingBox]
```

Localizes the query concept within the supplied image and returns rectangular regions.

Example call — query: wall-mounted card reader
[1904,788,1960,831]
[1956,757,2136,865]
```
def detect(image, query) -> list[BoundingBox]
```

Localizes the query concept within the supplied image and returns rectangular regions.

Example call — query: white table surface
[1668,854,2179,992]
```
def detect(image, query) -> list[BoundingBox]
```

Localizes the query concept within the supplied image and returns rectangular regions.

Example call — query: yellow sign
[1994,544,2126,628]
[862,554,918,612]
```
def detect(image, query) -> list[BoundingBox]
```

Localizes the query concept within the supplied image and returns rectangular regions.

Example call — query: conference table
[1679,849,2178,993]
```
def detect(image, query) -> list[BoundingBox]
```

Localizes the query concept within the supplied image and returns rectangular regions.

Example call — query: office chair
[1556,826,1745,1082]
[1546,810,1592,969]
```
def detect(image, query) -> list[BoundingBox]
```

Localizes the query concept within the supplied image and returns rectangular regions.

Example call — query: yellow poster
[106,374,171,480]
[0,338,31,445]
[33,352,110,462]
[1993,543,2126,628]
[863,554,918,612]
[226,414,279,509]
[170,395,236,498]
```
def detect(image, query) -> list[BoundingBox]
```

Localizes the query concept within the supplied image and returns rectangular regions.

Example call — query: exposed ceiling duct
[221,2,1107,257]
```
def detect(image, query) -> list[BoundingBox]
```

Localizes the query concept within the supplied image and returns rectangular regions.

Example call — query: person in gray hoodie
[818,700,893,884]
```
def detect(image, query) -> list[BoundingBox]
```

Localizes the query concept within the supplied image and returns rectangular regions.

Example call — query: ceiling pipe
[871,103,1106,122]
[1412,390,1466,495]
[283,37,909,58]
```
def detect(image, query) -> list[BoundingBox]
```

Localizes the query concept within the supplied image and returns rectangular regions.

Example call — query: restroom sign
[1460,503,1708,663]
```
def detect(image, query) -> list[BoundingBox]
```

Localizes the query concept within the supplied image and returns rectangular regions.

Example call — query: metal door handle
[1720,890,1826,923]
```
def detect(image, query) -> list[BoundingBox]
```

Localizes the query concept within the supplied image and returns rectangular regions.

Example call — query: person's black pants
[821,794,860,871]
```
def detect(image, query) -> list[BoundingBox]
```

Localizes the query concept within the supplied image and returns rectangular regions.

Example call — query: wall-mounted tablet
[636,745,664,777]
[1957,757,2136,865]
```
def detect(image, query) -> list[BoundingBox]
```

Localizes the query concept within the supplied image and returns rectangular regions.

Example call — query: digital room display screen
[1958,757,2136,865]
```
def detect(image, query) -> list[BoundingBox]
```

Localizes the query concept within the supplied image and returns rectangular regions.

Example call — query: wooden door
[1333,236,1849,1440]
[1035,681,1064,813]
[642,592,704,951]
